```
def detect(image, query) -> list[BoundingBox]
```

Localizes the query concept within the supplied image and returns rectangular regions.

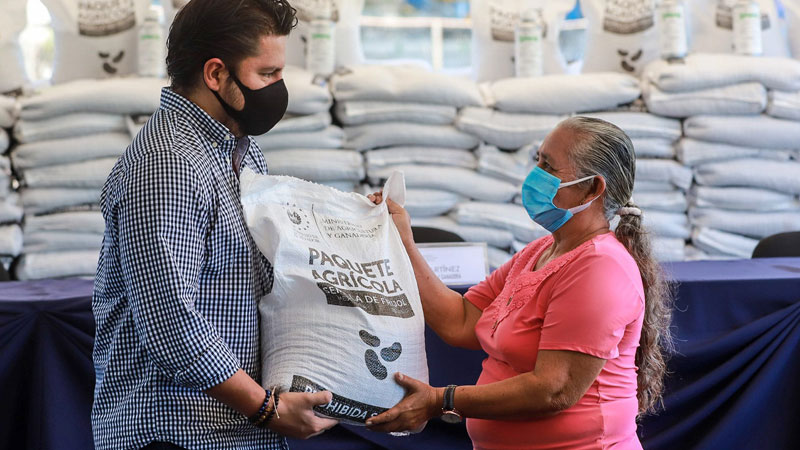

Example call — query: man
[91,1,337,448]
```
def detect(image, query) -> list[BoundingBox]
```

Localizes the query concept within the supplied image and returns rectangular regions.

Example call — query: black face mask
[212,71,288,136]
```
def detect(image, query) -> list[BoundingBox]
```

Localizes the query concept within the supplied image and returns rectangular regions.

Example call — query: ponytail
[615,201,674,416]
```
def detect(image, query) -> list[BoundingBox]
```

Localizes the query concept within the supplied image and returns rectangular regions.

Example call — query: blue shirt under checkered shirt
[92,87,285,450]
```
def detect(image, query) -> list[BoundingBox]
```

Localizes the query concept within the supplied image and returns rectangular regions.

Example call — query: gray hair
[557,116,674,417]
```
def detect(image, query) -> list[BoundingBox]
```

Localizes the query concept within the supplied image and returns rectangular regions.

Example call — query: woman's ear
[587,176,607,203]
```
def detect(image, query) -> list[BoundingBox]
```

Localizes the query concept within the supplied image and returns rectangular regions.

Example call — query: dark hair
[559,116,674,417]
[166,0,297,91]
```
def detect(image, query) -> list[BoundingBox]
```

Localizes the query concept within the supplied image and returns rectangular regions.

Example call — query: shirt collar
[159,87,237,145]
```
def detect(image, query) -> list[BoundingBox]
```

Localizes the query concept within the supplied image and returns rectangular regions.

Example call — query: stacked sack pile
[0,96,22,273]
[331,65,533,268]
[456,73,689,262]
[253,66,363,192]
[11,78,163,279]
[643,54,800,259]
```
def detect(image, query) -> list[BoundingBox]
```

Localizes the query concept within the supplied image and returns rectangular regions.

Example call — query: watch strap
[443,384,457,411]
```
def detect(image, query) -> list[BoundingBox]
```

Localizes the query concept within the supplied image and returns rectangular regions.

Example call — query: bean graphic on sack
[240,169,428,426]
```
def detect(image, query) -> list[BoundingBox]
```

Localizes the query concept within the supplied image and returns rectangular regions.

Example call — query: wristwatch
[440,384,462,424]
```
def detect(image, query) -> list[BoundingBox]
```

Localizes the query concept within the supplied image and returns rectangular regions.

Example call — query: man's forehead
[244,34,286,68]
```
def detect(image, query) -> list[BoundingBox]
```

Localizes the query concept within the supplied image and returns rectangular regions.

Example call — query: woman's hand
[367,192,414,247]
[365,373,442,433]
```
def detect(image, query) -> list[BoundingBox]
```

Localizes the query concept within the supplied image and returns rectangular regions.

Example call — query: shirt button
[211,142,218,148]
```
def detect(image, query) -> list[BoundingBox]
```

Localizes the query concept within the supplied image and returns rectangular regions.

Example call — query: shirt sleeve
[464,251,520,311]
[117,151,240,390]
[538,252,644,360]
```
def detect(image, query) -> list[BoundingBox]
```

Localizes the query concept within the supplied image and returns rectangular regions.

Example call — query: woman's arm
[366,350,606,432]
[369,193,482,350]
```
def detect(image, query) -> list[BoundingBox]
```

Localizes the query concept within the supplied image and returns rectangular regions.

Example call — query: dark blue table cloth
[2,258,799,450]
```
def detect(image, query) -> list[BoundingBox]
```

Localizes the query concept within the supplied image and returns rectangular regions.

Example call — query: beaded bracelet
[248,389,272,427]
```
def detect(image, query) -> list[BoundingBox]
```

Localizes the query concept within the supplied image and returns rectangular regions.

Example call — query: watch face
[441,411,462,424]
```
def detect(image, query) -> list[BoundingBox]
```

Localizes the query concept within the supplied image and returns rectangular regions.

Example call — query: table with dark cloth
[1,258,799,450]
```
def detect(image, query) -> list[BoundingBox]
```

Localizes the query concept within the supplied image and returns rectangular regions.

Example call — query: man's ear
[202,58,228,92]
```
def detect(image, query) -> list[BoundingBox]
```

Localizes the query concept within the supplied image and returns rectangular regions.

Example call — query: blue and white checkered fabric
[92,88,284,450]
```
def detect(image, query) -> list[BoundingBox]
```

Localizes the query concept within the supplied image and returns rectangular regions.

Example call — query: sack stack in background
[332,66,525,265]
[254,65,362,192]
[644,55,800,259]
[11,78,163,279]
[452,72,690,263]
[0,96,23,272]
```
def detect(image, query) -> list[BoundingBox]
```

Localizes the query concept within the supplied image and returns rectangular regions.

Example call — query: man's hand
[268,391,339,439]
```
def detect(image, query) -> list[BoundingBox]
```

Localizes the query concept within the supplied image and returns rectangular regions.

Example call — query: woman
[366,117,672,449]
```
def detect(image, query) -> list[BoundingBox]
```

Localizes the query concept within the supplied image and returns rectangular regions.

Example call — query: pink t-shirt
[464,232,645,450]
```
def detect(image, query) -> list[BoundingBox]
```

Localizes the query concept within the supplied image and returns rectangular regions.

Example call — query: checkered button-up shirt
[92,88,284,450]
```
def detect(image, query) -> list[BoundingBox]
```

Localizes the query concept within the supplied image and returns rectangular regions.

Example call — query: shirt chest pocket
[204,195,254,274]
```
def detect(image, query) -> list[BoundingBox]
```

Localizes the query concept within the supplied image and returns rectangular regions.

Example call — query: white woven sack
[636,159,693,191]
[332,65,483,108]
[0,224,23,257]
[691,227,758,259]
[0,0,28,94]
[456,107,562,150]
[689,186,799,212]
[767,90,800,121]
[452,201,549,243]
[21,188,102,215]
[240,169,428,425]
[0,129,8,154]
[403,189,465,218]
[643,54,800,93]
[0,196,23,224]
[42,0,151,84]
[470,0,577,82]
[683,115,800,150]
[284,66,335,115]
[635,191,688,213]
[24,210,105,234]
[272,112,331,134]
[582,111,682,141]
[22,157,118,189]
[0,96,18,129]
[255,126,344,151]
[581,0,659,75]
[366,147,477,171]
[787,0,800,58]
[262,149,364,182]
[284,0,365,71]
[368,165,518,203]
[689,208,800,239]
[335,102,457,126]
[643,82,767,118]
[642,210,690,239]
[345,123,479,152]
[632,138,675,159]
[14,250,99,280]
[687,0,790,57]
[411,216,515,249]
[651,237,686,262]
[488,73,641,114]
[12,132,130,170]
[488,246,514,269]
[676,138,796,166]
[20,78,163,120]
[23,230,103,254]
[476,145,532,185]
[693,158,800,195]
[14,113,127,144]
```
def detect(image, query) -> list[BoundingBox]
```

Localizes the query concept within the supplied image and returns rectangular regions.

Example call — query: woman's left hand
[365,373,442,433]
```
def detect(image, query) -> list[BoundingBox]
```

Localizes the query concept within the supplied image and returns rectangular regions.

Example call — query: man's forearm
[205,369,266,417]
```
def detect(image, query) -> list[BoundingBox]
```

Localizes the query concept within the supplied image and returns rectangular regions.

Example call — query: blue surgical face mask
[521,166,598,233]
